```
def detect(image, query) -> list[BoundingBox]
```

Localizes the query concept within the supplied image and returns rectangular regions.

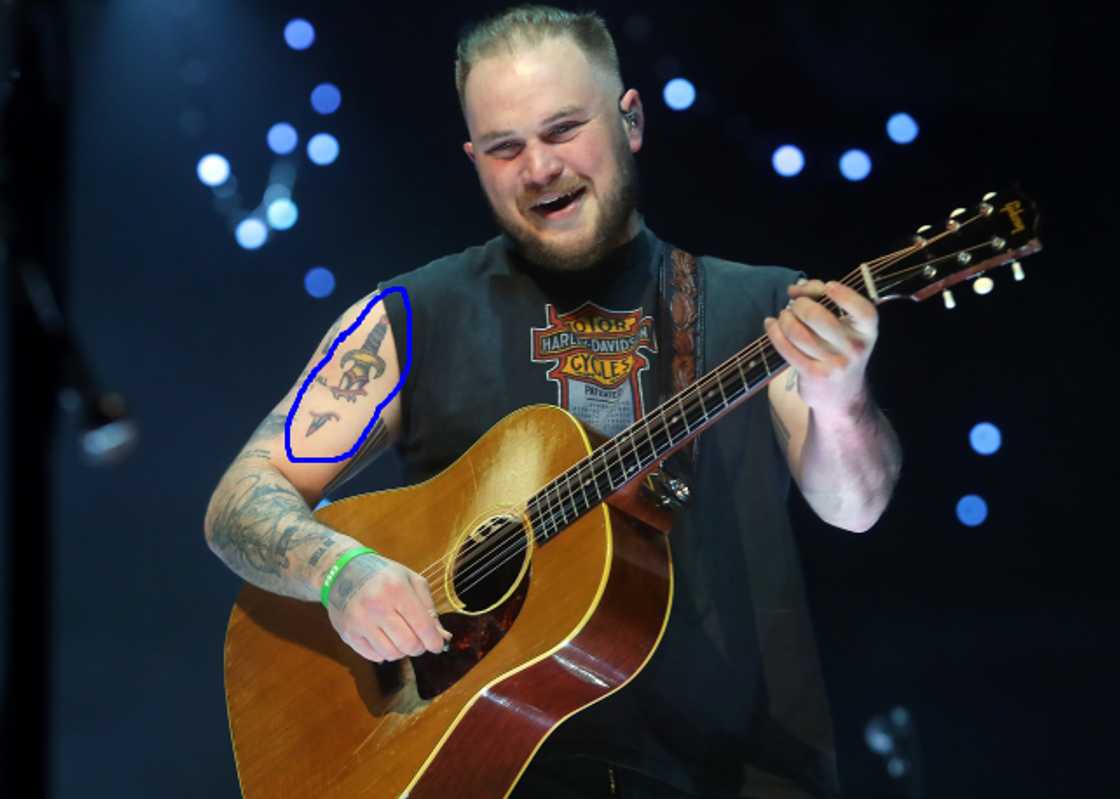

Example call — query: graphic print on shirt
[531,301,657,437]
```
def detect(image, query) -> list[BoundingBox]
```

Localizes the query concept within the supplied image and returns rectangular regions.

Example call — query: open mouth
[530,187,587,218]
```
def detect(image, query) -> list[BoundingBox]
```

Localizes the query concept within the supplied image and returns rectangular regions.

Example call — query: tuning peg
[972,276,994,295]
[942,289,956,309]
[1010,260,1025,281]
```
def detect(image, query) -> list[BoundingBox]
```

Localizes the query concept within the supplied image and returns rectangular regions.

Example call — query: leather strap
[658,245,703,466]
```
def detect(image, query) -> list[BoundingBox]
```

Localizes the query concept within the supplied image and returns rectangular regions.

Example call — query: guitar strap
[656,243,704,470]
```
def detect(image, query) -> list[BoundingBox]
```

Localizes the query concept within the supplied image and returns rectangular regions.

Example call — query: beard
[489,137,641,273]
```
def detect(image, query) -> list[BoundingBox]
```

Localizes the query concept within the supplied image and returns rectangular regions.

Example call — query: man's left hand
[763,279,879,418]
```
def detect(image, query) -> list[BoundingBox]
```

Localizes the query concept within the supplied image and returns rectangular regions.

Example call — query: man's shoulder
[380,234,506,291]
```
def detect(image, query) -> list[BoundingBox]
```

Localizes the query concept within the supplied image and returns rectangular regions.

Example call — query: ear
[619,88,644,153]
[463,141,476,164]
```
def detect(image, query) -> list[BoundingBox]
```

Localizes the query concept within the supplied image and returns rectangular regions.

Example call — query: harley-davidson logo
[531,301,657,437]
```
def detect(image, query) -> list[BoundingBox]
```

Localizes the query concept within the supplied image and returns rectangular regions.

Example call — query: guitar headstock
[865,189,1042,308]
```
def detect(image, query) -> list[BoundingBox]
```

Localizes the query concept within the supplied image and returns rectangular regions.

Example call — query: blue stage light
[196,154,230,187]
[956,494,988,527]
[267,123,299,155]
[284,19,315,51]
[970,422,1002,455]
[772,145,804,177]
[663,78,696,111]
[235,218,268,250]
[305,266,336,299]
[311,83,342,115]
[308,133,339,165]
[839,149,872,181]
[887,112,919,144]
[266,198,299,230]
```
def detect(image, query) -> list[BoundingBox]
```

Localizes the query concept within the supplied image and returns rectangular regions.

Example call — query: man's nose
[522,142,563,188]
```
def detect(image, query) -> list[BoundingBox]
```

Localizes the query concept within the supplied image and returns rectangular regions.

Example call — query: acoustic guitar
[223,190,1041,797]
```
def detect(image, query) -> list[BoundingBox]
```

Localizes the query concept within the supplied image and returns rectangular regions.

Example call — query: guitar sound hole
[452,515,529,613]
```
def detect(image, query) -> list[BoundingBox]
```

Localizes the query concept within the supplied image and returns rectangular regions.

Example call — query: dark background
[2,0,1112,796]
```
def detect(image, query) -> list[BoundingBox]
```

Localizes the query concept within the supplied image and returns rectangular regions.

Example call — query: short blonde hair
[455,5,622,115]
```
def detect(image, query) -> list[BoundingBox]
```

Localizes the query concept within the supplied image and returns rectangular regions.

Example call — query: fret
[695,386,708,420]
[535,496,555,541]
[589,463,604,501]
[574,463,591,511]
[642,417,659,462]
[564,470,579,518]
[546,479,568,534]
[714,370,729,409]
[601,449,618,492]
[677,395,692,433]
[735,355,750,393]
[759,346,773,378]
[659,407,675,449]
[612,436,629,487]
[628,431,645,475]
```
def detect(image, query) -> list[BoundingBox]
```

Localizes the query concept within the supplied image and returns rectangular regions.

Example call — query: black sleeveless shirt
[373,223,841,798]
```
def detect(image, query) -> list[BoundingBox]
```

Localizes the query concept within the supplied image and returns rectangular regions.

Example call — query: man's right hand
[325,553,453,662]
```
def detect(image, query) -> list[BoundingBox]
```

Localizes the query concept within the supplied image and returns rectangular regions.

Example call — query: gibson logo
[1000,200,1026,234]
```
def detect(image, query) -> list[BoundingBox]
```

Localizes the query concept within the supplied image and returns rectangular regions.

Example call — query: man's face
[462,36,643,271]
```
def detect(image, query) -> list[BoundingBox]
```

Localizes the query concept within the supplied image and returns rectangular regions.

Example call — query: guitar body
[224,405,674,798]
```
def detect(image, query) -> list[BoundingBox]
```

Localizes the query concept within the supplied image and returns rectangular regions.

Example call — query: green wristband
[320,546,378,610]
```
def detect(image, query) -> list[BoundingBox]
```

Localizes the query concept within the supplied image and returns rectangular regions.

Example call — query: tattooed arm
[204,292,449,661]
[203,292,402,598]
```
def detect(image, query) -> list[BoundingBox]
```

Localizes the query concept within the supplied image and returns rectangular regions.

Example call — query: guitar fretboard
[526,336,789,542]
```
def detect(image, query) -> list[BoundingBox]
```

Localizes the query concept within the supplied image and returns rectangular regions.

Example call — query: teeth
[533,188,579,208]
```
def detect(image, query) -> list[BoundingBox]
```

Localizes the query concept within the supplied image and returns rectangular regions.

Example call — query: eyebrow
[476,105,586,147]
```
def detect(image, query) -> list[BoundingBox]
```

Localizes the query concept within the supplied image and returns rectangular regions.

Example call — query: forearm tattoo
[208,414,343,599]
[207,468,339,599]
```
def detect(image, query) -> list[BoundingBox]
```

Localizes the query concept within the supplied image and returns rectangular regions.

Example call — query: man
[204,5,902,797]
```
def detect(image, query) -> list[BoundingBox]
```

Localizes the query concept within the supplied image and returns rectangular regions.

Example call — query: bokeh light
[970,422,1002,455]
[235,218,268,250]
[266,198,299,230]
[311,83,342,115]
[196,154,230,187]
[267,123,299,155]
[663,78,696,111]
[956,494,989,527]
[839,149,872,181]
[305,266,336,299]
[308,133,340,165]
[887,112,919,144]
[284,19,315,51]
[772,145,805,177]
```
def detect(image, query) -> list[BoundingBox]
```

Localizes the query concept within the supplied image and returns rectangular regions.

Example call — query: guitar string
[418,212,1002,598]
